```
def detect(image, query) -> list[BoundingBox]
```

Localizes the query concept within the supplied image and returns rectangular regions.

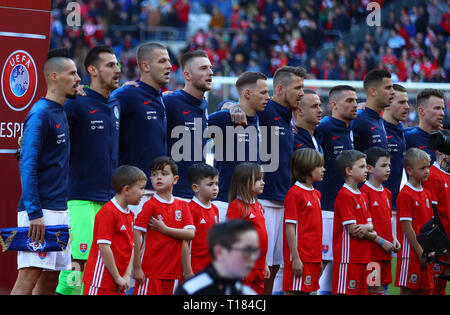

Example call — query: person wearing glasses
[174,219,259,295]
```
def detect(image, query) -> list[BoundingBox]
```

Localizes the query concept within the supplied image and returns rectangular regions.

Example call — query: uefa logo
[1,50,38,112]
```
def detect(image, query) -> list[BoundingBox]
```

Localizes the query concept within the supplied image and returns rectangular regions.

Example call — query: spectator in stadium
[50,0,450,83]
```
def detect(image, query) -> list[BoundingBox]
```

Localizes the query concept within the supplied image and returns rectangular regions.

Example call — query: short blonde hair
[403,147,430,168]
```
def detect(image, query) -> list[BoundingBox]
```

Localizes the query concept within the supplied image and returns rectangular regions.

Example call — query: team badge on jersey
[175,210,182,221]
[1,50,38,112]
[304,275,312,285]
[348,280,357,290]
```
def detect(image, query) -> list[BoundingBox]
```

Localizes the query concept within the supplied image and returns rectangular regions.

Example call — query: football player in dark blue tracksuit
[292,89,323,154]
[352,69,394,154]
[382,84,409,211]
[57,45,121,295]
[164,50,212,200]
[13,48,81,295]
[207,72,269,223]
[314,85,358,295]
[112,42,172,196]
[404,88,445,166]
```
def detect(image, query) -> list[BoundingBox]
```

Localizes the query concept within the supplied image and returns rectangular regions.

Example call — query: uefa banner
[0,0,51,293]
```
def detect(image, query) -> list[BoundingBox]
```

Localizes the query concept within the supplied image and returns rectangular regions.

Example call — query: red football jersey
[83,198,134,291]
[396,182,433,261]
[189,197,219,273]
[134,194,195,279]
[333,184,372,264]
[360,182,393,261]
[226,199,268,270]
[423,162,450,237]
[283,182,323,263]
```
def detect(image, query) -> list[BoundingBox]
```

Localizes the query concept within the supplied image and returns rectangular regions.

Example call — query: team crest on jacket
[1,50,38,112]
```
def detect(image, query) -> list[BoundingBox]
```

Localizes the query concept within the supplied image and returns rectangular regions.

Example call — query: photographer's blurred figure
[423,130,450,295]
[175,220,258,295]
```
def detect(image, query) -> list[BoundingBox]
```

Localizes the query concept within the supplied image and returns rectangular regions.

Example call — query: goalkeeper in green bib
[56,45,121,295]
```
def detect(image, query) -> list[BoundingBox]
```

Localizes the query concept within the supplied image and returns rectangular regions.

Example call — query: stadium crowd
[50,0,450,84]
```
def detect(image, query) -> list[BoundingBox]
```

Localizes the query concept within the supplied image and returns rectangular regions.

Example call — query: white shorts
[322,210,334,261]
[260,199,284,267]
[129,189,154,217]
[212,200,228,223]
[17,210,71,271]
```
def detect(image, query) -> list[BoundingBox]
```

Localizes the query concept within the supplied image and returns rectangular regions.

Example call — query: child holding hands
[332,150,386,295]
[360,147,400,295]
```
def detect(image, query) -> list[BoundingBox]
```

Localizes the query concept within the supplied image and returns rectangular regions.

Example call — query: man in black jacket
[175,220,258,295]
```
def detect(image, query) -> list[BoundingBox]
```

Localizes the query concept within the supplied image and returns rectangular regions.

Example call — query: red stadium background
[0,0,51,293]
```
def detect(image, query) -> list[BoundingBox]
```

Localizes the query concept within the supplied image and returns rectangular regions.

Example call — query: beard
[193,80,211,92]
[99,74,119,91]
[66,91,77,99]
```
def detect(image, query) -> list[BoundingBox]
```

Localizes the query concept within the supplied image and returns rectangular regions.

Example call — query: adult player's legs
[33,270,60,295]
[56,200,103,295]
[261,200,284,294]
[318,210,334,295]
[10,267,42,295]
